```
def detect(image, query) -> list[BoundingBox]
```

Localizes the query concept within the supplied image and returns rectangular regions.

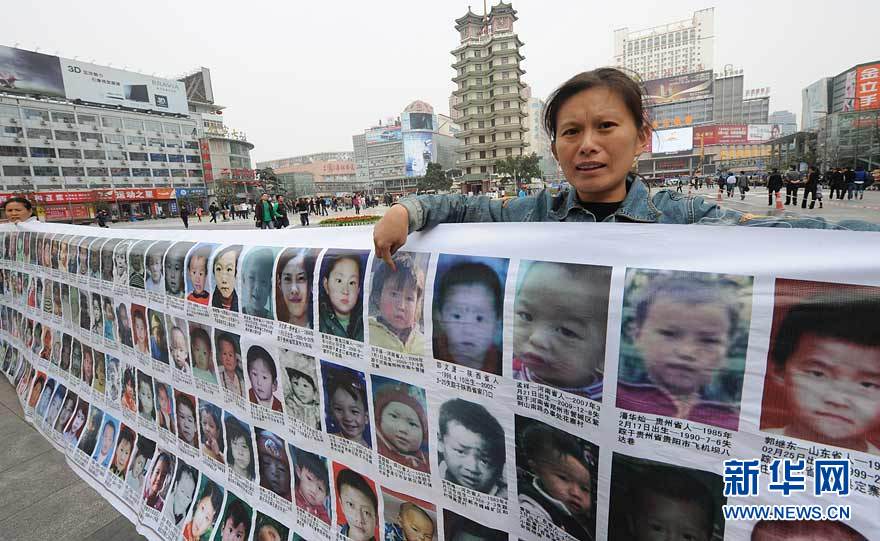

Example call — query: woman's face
[280,255,309,323]
[331,388,367,441]
[4,202,32,223]
[551,86,648,203]
[92,299,102,320]
[323,258,360,317]
[114,250,126,271]
[70,408,86,432]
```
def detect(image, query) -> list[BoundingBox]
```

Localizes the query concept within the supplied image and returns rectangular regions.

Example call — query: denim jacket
[397,175,880,231]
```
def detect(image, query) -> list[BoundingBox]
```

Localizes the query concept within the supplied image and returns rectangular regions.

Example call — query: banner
[0,45,66,98]
[1,222,879,541]
[643,70,714,105]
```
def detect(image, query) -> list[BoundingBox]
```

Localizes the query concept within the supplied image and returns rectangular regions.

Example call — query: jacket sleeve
[692,196,880,231]
[396,193,534,232]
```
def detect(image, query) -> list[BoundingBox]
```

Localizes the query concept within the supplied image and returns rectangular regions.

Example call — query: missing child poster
[1,221,879,541]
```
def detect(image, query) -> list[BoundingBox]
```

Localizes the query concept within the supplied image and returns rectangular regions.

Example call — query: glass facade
[817,111,880,171]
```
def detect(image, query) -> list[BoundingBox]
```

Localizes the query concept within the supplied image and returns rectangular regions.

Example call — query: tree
[256,167,280,194]
[212,178,238,205]
[493,153,542,187]
[417,163,452,193]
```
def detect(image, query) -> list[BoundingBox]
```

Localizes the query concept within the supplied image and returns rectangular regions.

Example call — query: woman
[275,248,315,328]
[2,197,37,223]
[373,68,880,261]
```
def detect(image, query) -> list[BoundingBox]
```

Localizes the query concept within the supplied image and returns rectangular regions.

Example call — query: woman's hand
[373,205,410,271]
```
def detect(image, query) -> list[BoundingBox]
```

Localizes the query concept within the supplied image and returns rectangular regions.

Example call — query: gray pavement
[0,379,145,541]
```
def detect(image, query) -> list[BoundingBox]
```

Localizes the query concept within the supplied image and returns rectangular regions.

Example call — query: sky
[5,0,878,164]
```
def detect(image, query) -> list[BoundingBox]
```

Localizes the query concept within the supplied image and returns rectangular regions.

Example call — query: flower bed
[318,214,382,227]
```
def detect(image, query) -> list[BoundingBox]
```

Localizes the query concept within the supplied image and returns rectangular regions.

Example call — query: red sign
[43,204,91,221]
[33,190,96,204]
[94,188,175,201]
[200,139,213,182]
[855,63,880,111]
[693,125,749,146]
[322,162,355,174]
[656,158,688,171]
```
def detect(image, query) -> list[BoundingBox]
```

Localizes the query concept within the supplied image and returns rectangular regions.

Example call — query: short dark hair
[437,262,502,316]
[439,399,505,465]
[224,499,251,535]
[117,425,135,447]
[336,468,377,510]
[215,331,239,353]
[2,196,34,211]
[634,273,740,339]
[522,422,595,472]
[326,367,367,409]
[293,448,328,489]
[189,326,210,348]
[200,482,224,520]
[543,67,649,143]
[246,345,276,382]
[771,292,880,368]
[285,367,315,389]
[443,510,506,541]
[176,393,195,415]
[630,467,715,537]
[370,252,425,313]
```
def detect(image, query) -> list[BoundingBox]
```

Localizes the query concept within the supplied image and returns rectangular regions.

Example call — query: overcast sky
[6,0,878,163]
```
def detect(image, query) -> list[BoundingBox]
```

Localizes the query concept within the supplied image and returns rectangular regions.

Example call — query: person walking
[767,168,783,206]
[736,171,749,200]
[801,166,820,209]
[297,198,310,226]
[274,195,289,229]
[179,204,190,229]
[844,167,856,200]
[353,194,362,215]
[96,209,110,228]
[854,167,869,199]
[784,166,802,206]
[196,206,203,222]
[208,202,218,223]
[255,193,276,230]
[725,172,737,198]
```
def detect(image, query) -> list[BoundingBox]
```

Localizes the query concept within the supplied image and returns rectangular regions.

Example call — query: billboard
[366,126,402,145]
[59,58,188,115]
[855,63,880,111]
[693,125,749,145]
[651,127,693,154]
[843,69,857,112]
[747,124,782,143]
[403,132,434,177]
[0,45,65,98]
[402,112,436,131]
[644,70,714,105]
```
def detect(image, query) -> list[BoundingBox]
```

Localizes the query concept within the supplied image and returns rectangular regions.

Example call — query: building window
[51,111,76,124]
[29,147,56,158]
[131,168,151,177]
[61,167,85,176]
[110,168,129,177]
[171,169,187,177]
[186,155,201,164]
[33,166,59,176]
[54,130,79,141]
[129,152,148,162]
[77,114,97,126]
[24,109,49,121]
[149,138,164,147]
[81,132,103,142]
[168,154,185,163]
[102,116,122,129]
[58,148,81,159]
[187,169,202,178]
[127,136,146,145]
[124,118,144,131]
[505,148,513,156]
[3,165,31,176]
[144,120,162,133]
[152,169,170,177]
[480,166,487,173]
[105,134,124,144]
[107,150,126,160]
[86,167,108,176]
[84,150,106,160]
[163,123,180,135]
[26,128,52,139]
[1,126,23,138]
[184,140,199,150]
[150,153,167,162]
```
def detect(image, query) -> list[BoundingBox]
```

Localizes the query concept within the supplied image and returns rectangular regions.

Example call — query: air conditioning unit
[14,137,22,143]
[93,126,99,131]
[140,145,146,150]
[142,161,148,166]
[101,177,108,181]
[115,128,122,133]
[10,119,17,124]
[17,157,26,163]
[66,123,74,129]
[121,161,127,165]
[78,177,85,181]
[48,158,55,163]
[118,144,124,149]
[43,138,50,144]
[70,141,77,147]
[74,159,81,164]
[40,120,48,126]
[50,177,59,182]
[99,160,105,164]
[96,143,102,148]
[137,130,143,135]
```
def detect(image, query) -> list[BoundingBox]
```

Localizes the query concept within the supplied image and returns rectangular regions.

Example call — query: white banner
[1,222,879,541]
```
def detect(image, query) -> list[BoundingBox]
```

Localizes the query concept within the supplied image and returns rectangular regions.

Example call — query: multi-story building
[276,171,316,199]
[353,101,461,196]
[613,8,714,81]
[523,95,559,181]
[256,151,354,171]
[451,2,528,194]
[769,110,797,137]
[0,46,252,221]
[801,78,832,132]
[272,159,358,196]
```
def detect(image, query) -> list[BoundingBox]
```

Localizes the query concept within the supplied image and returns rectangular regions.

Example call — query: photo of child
[54,392,78,434]
[291,446,331,524]
[116,302,133,348]
[437,398,506,497]
[70,338,82,379]
[144,450,175,512]
[63,399,89,446]
[241,247,279,319]
[372,376,430,473]
[515,416,597,541]
[126,436,156,495]
[246,345,283,411]
[322,361,371,448]
[274,248,318,329]
[253,512,289,541]
[186,243,215,306]
[102,296,115,341]
[199,399,225,463]
[128,239,154,289]
[165,461,199,527]
[215,331,244,397]
[280,349,321,430]
[212,493,252,541]
[44,384,66,426]
[76,238,91,276]
[137,370,156,423]
[334,465,378,541]
[92,414,119,468]
[78,291,90,331]
[131,304,150,356]
[175,391,199,449]
[189,322,218,385]
[432,255,508,375]
[167,316,190,372]
[112,239,130,285]
[255,428,292,501]
[105,356,120,402]
[144,241,170,294]
[760,280,880,455]
[318,250,368,342]
[155,381,176,434]
[368,251,429,355]
[382,488,436,541]
[210,245,242,311]
[34,378,54,419]
[77,406,104,456]
[110,424,136,478]
[149,309,170,364]
[224,413,255,481]
[182,476,224,541]
[512,261,612,401]
[165,241,194,298]
[100,238,120,282]
[92,351,106,393]
[608,453,725,541]
[121,364,137,413]
[442,510,507,541]
[616,269,753,431]
[750,520,866,541]
[81,345,94,386]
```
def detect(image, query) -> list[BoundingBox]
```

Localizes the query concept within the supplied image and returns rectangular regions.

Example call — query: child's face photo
[292,376,316,404]
[99,422,116,456]
[134,315,148,346]
[331,387,367,441]
[634,298,731,398]
[170,327,188,368]
[514,262,610,388]
[177,402,197,445]
[230,435,252,471]
[188,255,208,294]
[776,334,880,445]
[192,335,211,370]
[248,357,277,403]
[629,489,710,541]
[339,484,377,541]
[296,465,327,507]
[441,421,497,493]
[157,385,171,415]
[380,401,423,454]
[169,469,197,519]
[213,250,238,300]
[191,495,217,537]
[531,455,592,517]
[278,253,309,323]
[324,258,360,316]
[146,254,163,284]
[165,253,185,295]
[257,525,282,541]
[378,276,420,333]
[220,515,246,541]
[138,380,154,416]
[439,284,498,368]
[242,250,275,315]
[399,506,435,541]
[201,411,220,443]
[219,339,237,374]
[113,437,132,472]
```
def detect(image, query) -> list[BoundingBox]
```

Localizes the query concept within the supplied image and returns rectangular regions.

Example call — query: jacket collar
[551,174,662,223]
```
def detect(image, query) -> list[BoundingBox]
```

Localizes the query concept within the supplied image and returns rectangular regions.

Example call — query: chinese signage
[855,63,880,111]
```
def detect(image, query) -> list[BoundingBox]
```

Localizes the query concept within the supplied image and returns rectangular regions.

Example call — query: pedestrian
[179,204,190,229]
[255,193,276,230]
[854,167,869,200]
[844,167,856,200]
[2,196,38,223]
[801,166,820,209]
[297,198,310,227]
[736,171,749,201]
[274,195,289,229]
[353,194,362,215]
[196,206,203,222]
[208,202,218,223]
[766,168,783,206]
[96,209,110,228]
[372,67,880,262]
[784,166,802,206]
[725,172,737,198]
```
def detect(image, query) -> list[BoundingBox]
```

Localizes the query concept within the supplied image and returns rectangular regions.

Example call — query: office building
[769,110,797,137]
